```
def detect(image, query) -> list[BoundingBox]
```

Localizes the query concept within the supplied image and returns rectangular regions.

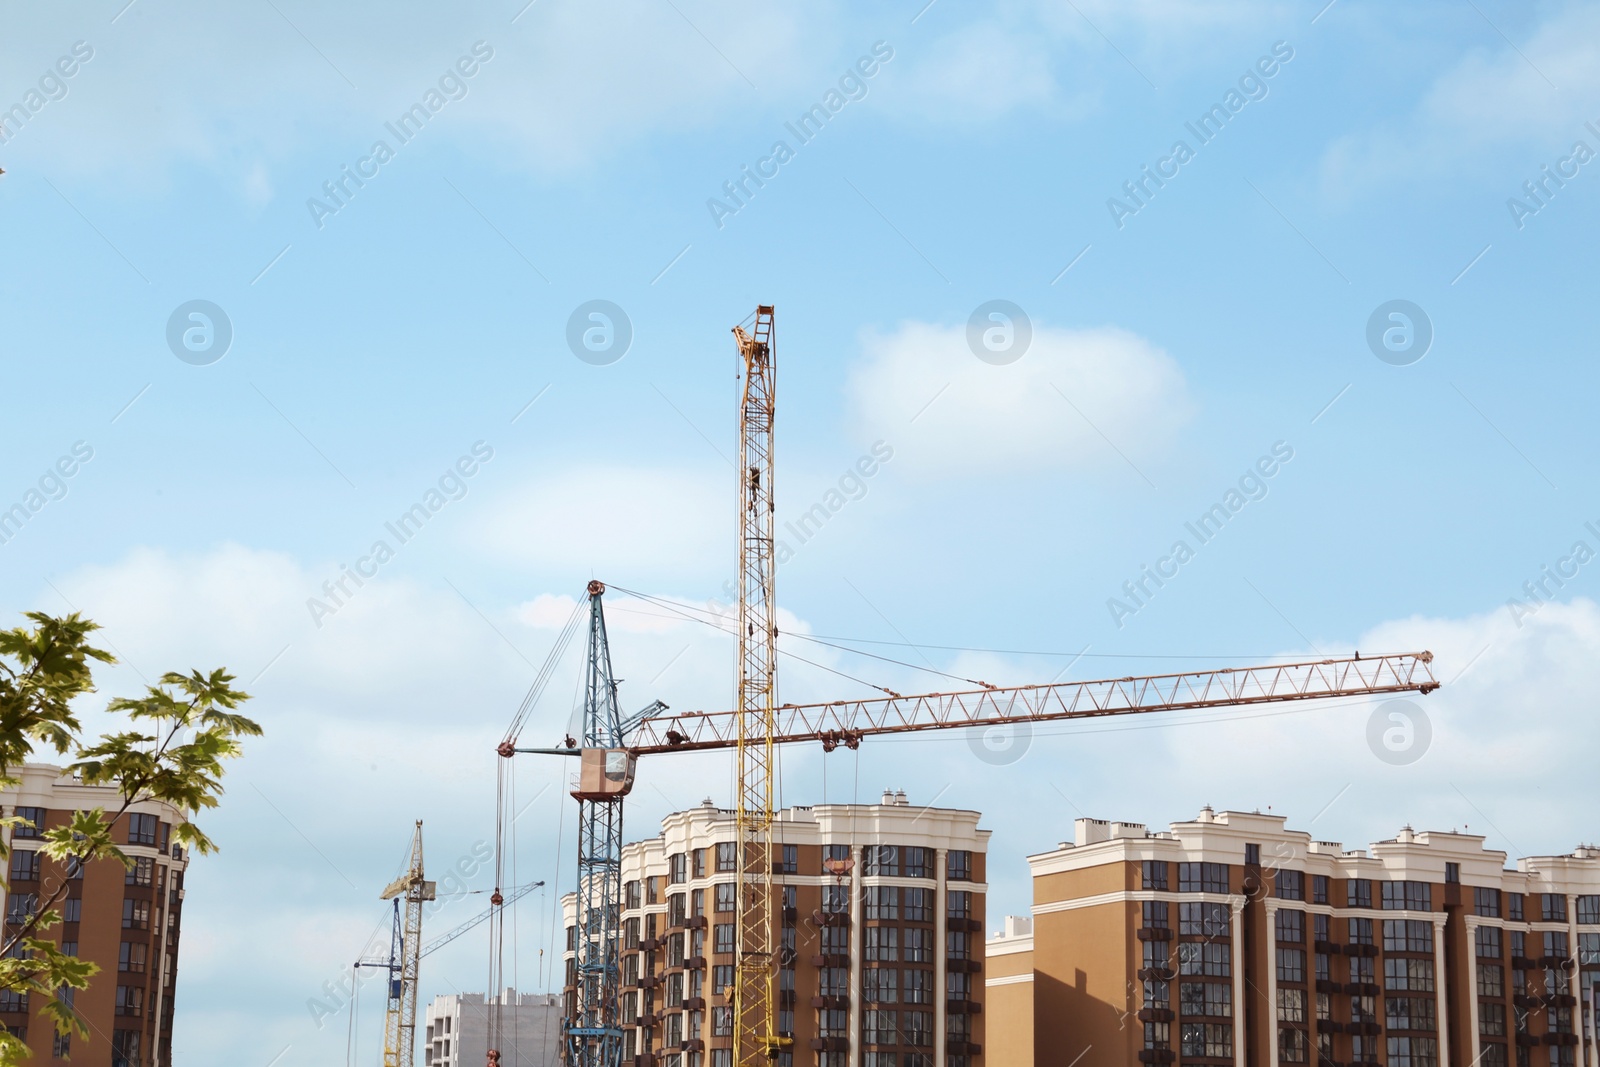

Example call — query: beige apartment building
[988,808,1600,1067]
[561,791,990,1067]
[0,764,192,1067]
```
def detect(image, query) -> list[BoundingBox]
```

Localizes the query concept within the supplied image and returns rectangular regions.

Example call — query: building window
[625,880,641,910]
[903,928,931,964]
[1276,910,1304,944]
[902,847,930,878]
[863,967,898,1003]
[821,884,849,915]
[1474,887,1500,918]
[946,930,971,961]
[865,886,899,921]
[711,1006,732,1036]
[1579,931,1600,965]
[712,964,733,993]
[817,967,847,997]
[713,924,734,954]
[902,887,931,923]
[1179,901,1229,938]
[1542,930,1569,959]
[863,1009,898,1045]
[1142,860,1168,891]
[669,853,687,884]
[0,991,27,1012]
[1478,1043,1506,1067]
[903,969,932,1004]
[1475,926,1501,959]
[1477,963,1504,998]
[1507,894,1524,921]
[714,882,735,913]
[865,927,898,962]
[114,985,143,1017]
[780,845,797,874]
[1280,1026,1308,1063]
[1277,987,1305,1022]
[5,894,37,925]
[864,845,899,877]
[1312,875,1329,905]
[1349,956,1376,986]
[123,857,154,887]
[1385,996,1437,1032]
[716,842,737,873]
[1245,843,1261,866]
[1143,900,1169,929]
[119,900,147,930]
[1276,948,1306,983]
[1348,916,1373,945]
[1179,981,1232,1017]
[1479,1002,1506,1036]
[1275,869,1304,901]
[1575,895,1599,924]
[1385,1035,1438,1067]
[1346,878,1373,908]
[1541,894,1567,922]
[117,942,147,973]
[51,1031,70,1058]
[946,850,971,881]
[128,813,158,846]
[1383,919,1434,953]
[1384,958,1436,992]
[7,851,40,883]
[1179,1022,1232,1059]
[1177,941,1231,977]
[1381,881,1430,911]
[947,890,972,920]
[1178,862,1228,894]
[12,807,44,839]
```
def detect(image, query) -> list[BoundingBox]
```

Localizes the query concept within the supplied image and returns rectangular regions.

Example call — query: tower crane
[495,305,1442,1067]
[374,822,435,1067]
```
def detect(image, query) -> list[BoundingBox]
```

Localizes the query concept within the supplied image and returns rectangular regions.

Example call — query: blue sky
[4,0,1600,1058]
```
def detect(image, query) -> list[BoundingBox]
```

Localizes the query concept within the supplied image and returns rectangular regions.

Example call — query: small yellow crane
[378,822,436,1067]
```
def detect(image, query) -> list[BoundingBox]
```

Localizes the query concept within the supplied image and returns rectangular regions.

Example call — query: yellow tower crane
[379,821,436,1067]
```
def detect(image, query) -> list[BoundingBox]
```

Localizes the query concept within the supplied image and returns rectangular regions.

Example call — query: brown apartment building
[562,791,990,1067]
[988,808,1600,1067]
[1,764,191,1067]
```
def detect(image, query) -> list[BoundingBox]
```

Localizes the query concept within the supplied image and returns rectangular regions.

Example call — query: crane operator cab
[572,747,637,801]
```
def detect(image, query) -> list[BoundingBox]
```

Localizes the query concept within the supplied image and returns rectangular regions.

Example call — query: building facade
[987,808,1600,1067]
[561,791,990,1067]
[424,989,563,1067]
[0,764,191,1067]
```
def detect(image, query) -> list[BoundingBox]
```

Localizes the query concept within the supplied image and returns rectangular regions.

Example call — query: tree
[0,611,261,1062]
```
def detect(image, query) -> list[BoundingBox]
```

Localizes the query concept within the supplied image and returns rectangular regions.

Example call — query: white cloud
[1318,5,1600,195]
[844,319,1194,478]
[878,23,1071,124]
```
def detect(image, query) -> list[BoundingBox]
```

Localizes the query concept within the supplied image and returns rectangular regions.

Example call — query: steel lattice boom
[624,652,1438,754]
[378,822,435,1067]
[731,306,787,1067]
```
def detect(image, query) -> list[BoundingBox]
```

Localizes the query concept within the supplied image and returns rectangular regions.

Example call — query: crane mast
[732,306,786,1066]
[380,821,435,1067]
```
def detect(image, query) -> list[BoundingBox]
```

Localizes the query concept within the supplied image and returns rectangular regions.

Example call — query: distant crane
[362,822,435,1067]
[497,305,1443,1067]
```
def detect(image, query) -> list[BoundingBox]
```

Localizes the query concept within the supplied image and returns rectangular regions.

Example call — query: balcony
[636,1014,658,1028]
[1348,1021,1382,1037]
[810,910,848,927]
[679,1040,705,1053]
[810,953,850,968]
[640,975,661,989]
[782,907,797,923]
[948,999,983,1016]
[1137,1008,1174,1023]
[778,989,796,1008]
[1315,979,1340,994]
[1137,1051,1175,1065]
[811,995,849,1010]
[947,1041,983,1056]
[685,916,707,930]
[634,1056,656,1067]
[1544,1034,1579,1048]
[946,957,982,974]
[1347,982,1380,998]
[1137,927,1173,942]
[685,956,707,971]
[1346,943,1378,958]
[684,997,706,1011]
[1137,966,1176,983]
[1314,940,1338,954]
[809,1038,849,1053]
[641,938,662,953]
[947,916,983,934]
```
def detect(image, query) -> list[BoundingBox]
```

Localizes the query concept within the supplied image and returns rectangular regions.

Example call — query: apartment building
[987,807,1600,1067]
[423,989,562,1067]
[0,764,191,1067]
[561,791,990,1067]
